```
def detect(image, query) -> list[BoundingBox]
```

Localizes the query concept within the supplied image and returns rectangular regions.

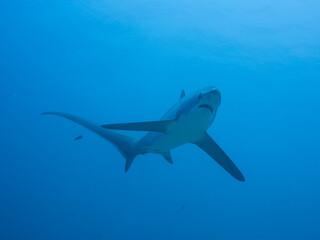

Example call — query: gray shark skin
[43,87,245,182]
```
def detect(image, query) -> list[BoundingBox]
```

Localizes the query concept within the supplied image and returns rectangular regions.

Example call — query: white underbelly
[147,108,213,152]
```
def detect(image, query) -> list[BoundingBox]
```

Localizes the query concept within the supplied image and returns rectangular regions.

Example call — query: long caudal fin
[42,112,139,172]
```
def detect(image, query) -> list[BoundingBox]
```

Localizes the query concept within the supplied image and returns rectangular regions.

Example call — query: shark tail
[42,112,139,172]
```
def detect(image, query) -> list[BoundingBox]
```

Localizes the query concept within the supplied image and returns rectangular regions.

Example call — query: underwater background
[1,0,320,239]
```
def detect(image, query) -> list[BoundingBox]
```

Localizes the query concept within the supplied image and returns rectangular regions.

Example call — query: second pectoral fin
[101,120,175,133]
[161,151,173,164]
[193,132,245,182]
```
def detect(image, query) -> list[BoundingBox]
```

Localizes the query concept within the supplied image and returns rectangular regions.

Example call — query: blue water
[1,1,320,239]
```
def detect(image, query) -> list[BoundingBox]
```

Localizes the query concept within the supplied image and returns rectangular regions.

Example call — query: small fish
[74,136,83,141]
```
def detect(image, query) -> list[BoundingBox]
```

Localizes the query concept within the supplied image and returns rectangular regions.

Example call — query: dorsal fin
[180,90,185,99]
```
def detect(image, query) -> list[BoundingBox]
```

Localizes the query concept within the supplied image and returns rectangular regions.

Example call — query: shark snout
[209,88,221,97]
[201,88,221,106]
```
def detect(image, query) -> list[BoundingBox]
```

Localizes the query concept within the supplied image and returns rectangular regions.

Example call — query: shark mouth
[198,104,213,113]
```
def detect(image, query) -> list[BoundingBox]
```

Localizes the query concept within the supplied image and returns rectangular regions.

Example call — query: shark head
[197,86,221,114]
[171,86,221,129]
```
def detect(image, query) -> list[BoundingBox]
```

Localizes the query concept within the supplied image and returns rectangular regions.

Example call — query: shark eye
[198,93,202,99]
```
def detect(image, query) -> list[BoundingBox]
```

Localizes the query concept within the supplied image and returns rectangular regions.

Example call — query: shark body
[43,86,245,181]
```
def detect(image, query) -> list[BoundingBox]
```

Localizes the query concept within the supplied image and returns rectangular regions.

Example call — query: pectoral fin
[193,132,245,182]
[101,120,175,133]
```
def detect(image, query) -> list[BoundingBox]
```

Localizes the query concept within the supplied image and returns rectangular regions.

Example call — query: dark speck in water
[74,136,83,141]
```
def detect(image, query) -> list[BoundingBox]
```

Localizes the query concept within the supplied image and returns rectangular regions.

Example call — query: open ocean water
[1,1,320,239]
